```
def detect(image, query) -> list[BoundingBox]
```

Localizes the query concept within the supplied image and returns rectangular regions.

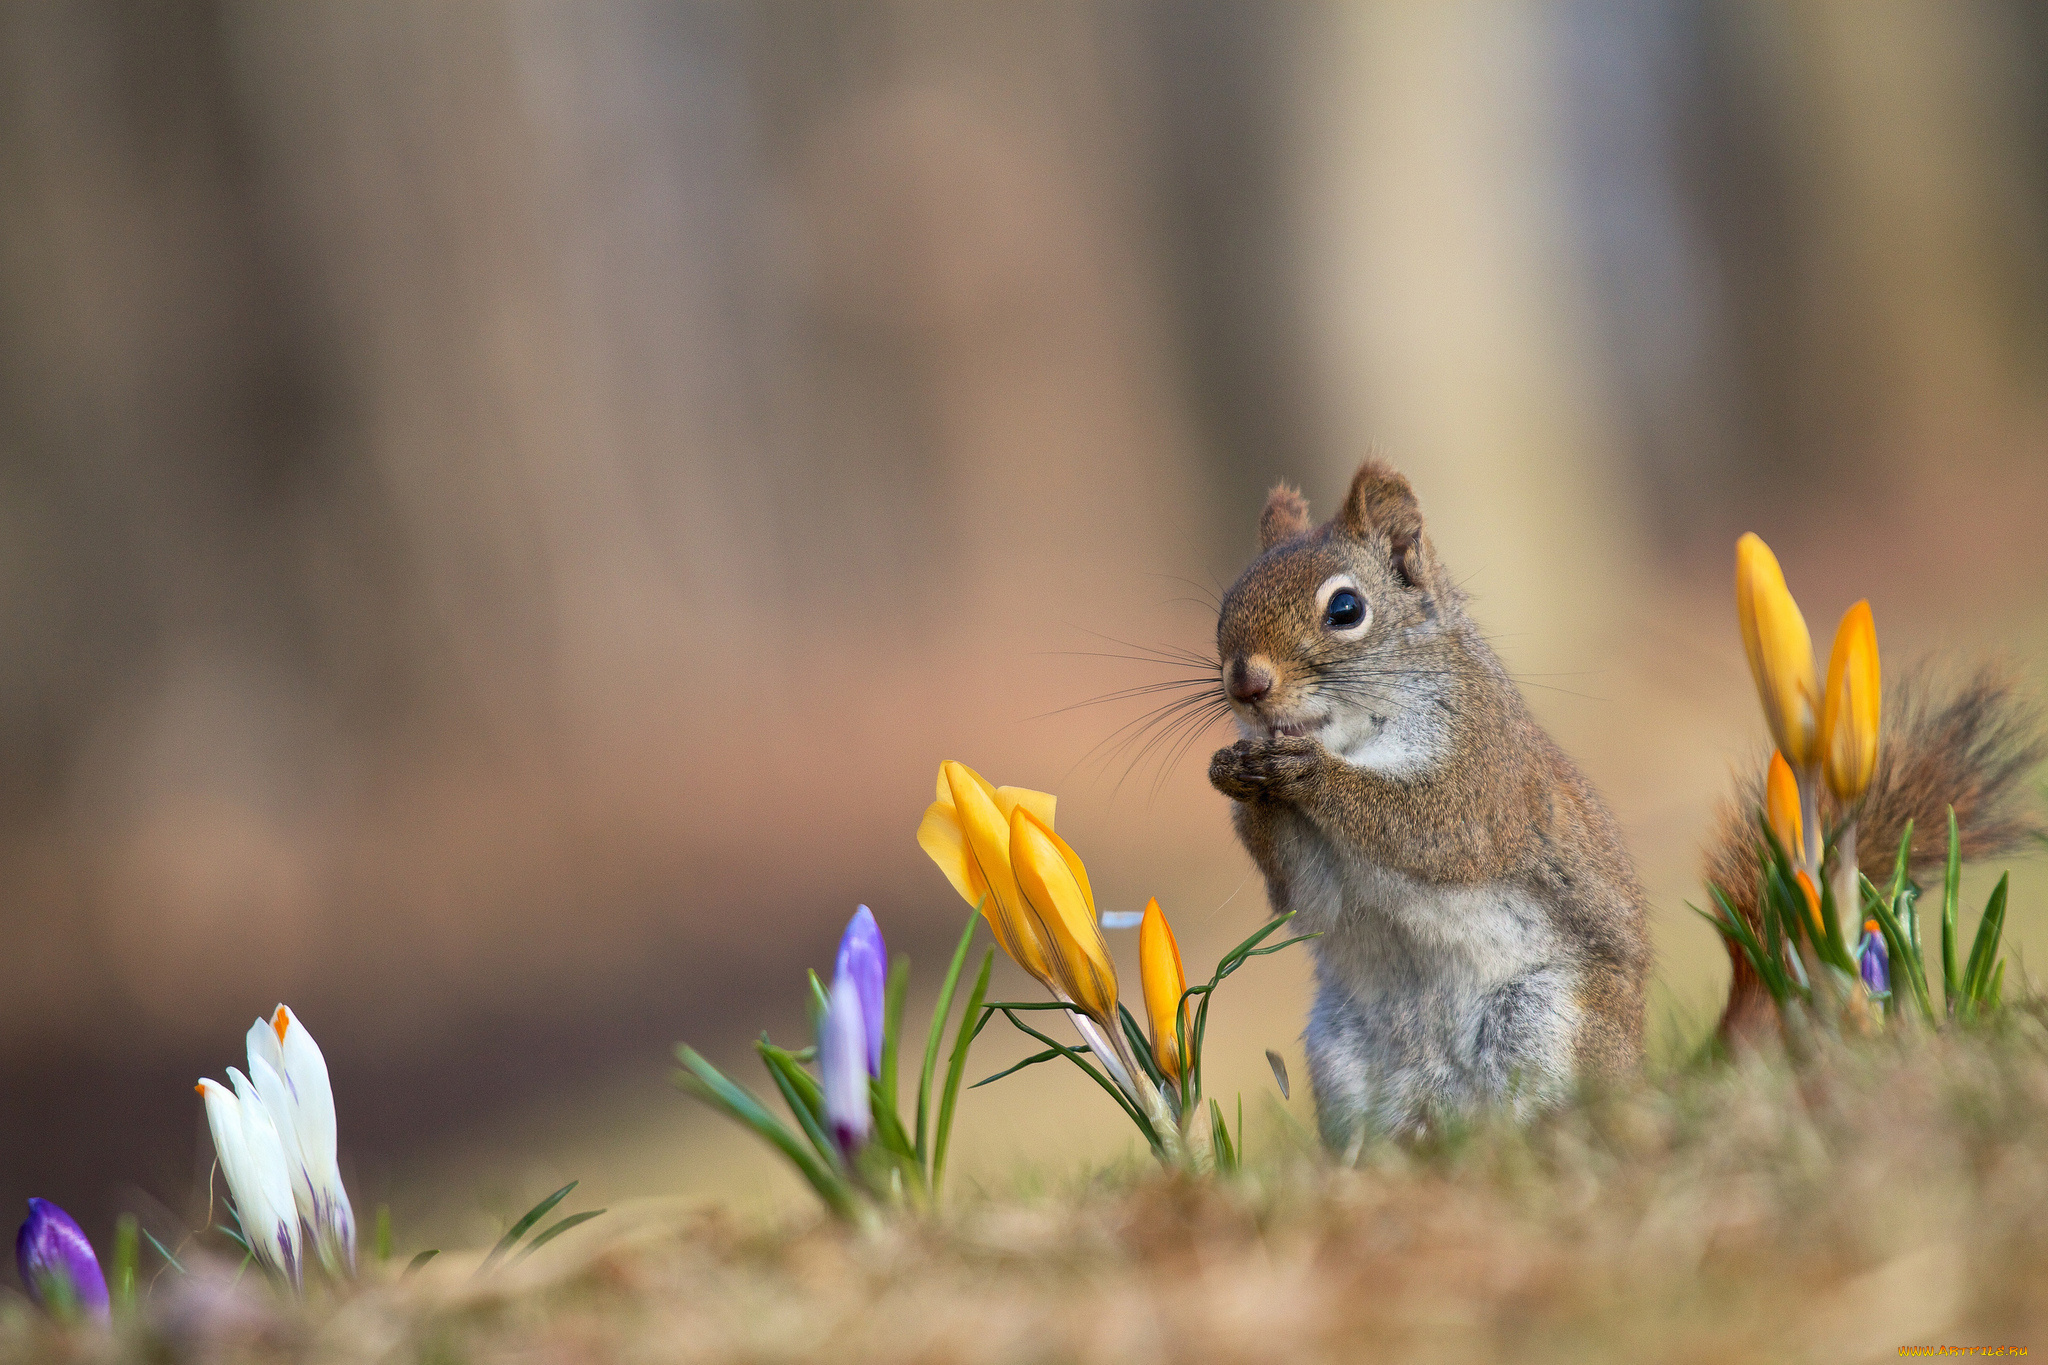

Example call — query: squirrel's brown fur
[1709,664,2048,1041]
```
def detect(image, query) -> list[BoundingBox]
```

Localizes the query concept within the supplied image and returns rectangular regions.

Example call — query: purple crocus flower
[818,971,872,1159]
[1860,921,1890,997]
[834,906,887,1076]
[16,1199,109,1322]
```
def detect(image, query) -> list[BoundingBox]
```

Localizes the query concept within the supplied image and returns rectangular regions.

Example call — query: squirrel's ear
[1340,459,1429,588]
[1259,483,1313,550]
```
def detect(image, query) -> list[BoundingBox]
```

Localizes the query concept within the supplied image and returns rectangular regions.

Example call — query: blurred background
[4,0,2047,1254]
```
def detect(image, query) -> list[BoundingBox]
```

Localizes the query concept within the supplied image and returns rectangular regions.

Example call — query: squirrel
[1706,664,2046,1043]
[1207,458,1649,1146]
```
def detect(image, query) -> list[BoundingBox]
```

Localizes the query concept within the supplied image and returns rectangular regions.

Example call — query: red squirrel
[1207,456,2044,1144]
[1208,459,1648,1145]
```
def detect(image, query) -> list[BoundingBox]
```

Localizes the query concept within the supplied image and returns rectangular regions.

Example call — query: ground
[9,1008,2048,1364]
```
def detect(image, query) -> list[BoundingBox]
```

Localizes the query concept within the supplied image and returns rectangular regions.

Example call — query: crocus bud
[921,761,1058,984]
[818,971,871,1158]
[1736,534,1820,768]
[245,1006,355,1276]
[15,1200,109,1323]
[1822,600,1881,804]
[1138,898,1190,1085]
[1009,806,1120,1029]
[196,1074,302,1288]
[1766,750,1804,866]
[1860,921,1890,996]
[834,907,887,1077]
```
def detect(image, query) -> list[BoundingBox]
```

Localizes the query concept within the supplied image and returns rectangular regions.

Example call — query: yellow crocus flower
[1138,898,1190,1084]
[1008,806,1119,1027]
[1735,533,1820,769]
[1821,600,1881,804]
[916,761,1058,982]
[1765,749,1804,867]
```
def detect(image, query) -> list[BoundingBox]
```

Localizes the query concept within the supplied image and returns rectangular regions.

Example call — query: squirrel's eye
[1324,589,1366,630]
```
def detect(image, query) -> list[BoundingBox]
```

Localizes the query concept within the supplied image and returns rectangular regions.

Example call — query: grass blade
[917,902,982,1167]
[1942,806,1962,1016]
[477,1182,576,1276]
[931,950,994,1195]
[1118,1003,1168,1091]
[508,1210,607,1267]
[141,1228,185,1276]
[402,1250,439,1278]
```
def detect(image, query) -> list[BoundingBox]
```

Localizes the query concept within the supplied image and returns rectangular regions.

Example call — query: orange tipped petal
[1821,600,1881,804]
[1736,534,1820,768]
[1009,806,1118,1025]
[1795,869,1824,936]
[1766,750,1804,866]
[1138,898,1189,1084]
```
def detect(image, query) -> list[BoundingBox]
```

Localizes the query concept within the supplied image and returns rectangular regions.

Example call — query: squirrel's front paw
[1208,735,1325,801]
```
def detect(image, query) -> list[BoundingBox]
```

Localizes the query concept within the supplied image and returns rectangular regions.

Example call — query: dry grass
[11,1013,2048,1364]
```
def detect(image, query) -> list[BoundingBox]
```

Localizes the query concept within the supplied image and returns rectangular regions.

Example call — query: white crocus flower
[245,1005,356,1275]
[195,1074,302,1287]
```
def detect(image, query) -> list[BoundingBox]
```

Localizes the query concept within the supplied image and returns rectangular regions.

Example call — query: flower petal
[1735,534,1820,768]
[1822,600,1881,803]
[944,762,1053,984]
[1766,750,1804,866]
[1138,898,1189,1084]
[834,906,888,1076]
[818,971,871,1157]
[15,1199,109,1321]
[1009,806,1117,1025]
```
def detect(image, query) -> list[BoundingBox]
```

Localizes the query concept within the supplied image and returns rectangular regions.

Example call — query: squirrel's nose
[1227,657,1273,704]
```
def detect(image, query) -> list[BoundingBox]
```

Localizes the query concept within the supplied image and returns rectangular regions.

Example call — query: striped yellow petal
[1766,749,1804,867]
[941,761,1053,984]
[1009,806,1118,1026]
[1138,898,1189,1084]
[1735,533,1820,768]
[1821,600,1881,804]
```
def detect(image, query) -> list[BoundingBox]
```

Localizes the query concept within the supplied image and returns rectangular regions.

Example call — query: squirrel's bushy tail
[1710,663,2048,1041]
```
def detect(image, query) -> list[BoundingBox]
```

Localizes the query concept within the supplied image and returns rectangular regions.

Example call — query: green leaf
[675,1045,855,1219]
[111,1214,137,1315]
[1942,806,1962,1016]
[1860,874,1934,1024]
[917,901,982,1168]
[969,1047,1061,1089]
[1887,819,1916,904]
[1962,873,2010,1014]
[1989,958,2007,1010]
[996,1006,1161,1153]
[373,1204,392,1264]
[1209,1098,1237,1174]
[1118,1003,1167,1091]
[931,950,994,1196]
[508,1209,607,1266]
[756,1040,841,1168]
[214,1223,249,1253]
[878,954,911,1133]
[807,969,831,1023]
[477,1182,576,1276]
[402,1249,439,1278]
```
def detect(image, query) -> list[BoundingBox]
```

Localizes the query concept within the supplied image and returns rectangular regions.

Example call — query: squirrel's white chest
[1268,807,1581,1133]
[1273,808,1563,988]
